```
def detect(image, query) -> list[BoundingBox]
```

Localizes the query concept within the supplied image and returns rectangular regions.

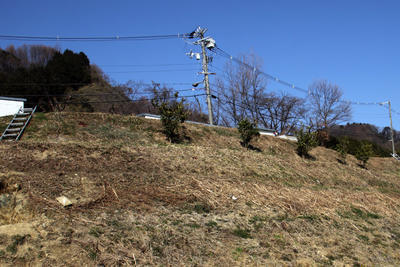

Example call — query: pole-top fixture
[186,26,215,125]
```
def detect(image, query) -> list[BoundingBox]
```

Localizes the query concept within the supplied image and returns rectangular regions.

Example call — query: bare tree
[29,45,58,66]
[211,82,227,126]
[258,92,306,134]
[6,44,58,67]
[215,53,307,132]
[308,80,351,129]
[215,53,266,126]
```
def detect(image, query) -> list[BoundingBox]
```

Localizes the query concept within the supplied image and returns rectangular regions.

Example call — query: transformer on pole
[187,27,216,125]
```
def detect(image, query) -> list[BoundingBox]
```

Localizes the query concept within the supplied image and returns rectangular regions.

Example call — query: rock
[56,196,72,207]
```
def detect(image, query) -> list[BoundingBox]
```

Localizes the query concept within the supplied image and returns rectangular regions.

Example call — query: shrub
[237,119,259,148]
[233,227,252,239]
[296,127,318,157]
[152,92,189,143]
[336,137,350,164]
[355,142,373,168]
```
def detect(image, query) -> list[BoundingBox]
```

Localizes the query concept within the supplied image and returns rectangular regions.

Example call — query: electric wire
[2,31,398,122]
[211,46,399,110]
[99,63,198,67]
[2,82,193,87]
[33,93,206,105]
[211,47,308,94]
[2,31,397,112]
[0,33,191,42]
[105,68,200,74]
[0,87,205,97]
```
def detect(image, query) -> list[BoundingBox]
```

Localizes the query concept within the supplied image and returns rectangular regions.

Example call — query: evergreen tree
[355,142,373,168]
[296,127,318,158]
[152,92,188,143]
[237,119,260,148]
[336,137,350,164]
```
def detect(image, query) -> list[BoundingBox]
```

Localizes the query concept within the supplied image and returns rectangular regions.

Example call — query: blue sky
[1,0,399,129]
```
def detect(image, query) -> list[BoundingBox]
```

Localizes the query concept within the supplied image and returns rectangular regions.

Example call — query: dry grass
[0,112,399,265]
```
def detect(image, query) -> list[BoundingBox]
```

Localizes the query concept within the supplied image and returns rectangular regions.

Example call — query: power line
[3,30,398,121]
[1,82,194,87]
[0,33,191,42]
[211,47,308,94]
[213,95,251,113]
[381,103,400,117]
[0,87,205,97]
[99,63,198,67]
[106,68,200,74]
[3,82,92,87]
[38,93,207,105]
[208,63,224,73]
[211,47,397,110]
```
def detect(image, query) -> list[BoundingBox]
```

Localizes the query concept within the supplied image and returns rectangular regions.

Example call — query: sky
[1,0,400,129]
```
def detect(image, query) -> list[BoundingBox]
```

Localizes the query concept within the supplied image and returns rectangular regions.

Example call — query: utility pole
[381,100,396,157]
[388,100,396,156]
[200,36,214,125]
[187,27,215,125]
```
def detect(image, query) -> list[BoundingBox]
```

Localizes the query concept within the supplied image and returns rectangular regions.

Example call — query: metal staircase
[0,106,37,141]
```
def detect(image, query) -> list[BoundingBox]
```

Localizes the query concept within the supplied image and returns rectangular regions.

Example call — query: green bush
[336,137,350,164]
[152,92,189,143]
[296,127,318,157]
[237,119,259,148]
[233,227,252,239]
[355,142,373,168]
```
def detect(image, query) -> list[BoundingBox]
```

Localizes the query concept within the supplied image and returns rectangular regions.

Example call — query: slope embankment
[0,112,399,266]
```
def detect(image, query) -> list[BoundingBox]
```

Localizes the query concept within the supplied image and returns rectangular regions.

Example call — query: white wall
[259,131,276,136]
[0,100,24,117]
[277,135,298,142]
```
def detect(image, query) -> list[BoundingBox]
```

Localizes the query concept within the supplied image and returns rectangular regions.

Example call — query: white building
[0,97,27,117]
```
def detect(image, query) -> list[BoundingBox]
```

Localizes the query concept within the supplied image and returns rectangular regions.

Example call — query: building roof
[0,96,27,102]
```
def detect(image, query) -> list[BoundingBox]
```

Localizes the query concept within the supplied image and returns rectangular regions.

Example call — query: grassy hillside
[0,112,400,266]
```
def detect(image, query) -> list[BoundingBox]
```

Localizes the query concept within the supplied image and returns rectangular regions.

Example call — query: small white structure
[258,128,277,137]
[0,97,27,117]
[136,113,161,120]
[277,135,298,142]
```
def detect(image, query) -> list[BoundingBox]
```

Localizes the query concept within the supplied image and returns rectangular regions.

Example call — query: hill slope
[0,112,400,266]
[329,123,400,153]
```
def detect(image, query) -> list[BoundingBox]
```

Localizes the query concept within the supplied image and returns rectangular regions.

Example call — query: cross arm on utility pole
[186,26,215,125]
